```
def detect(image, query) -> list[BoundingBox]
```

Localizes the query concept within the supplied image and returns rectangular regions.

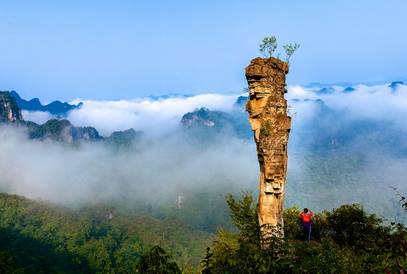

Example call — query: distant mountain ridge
[9,90,82,116]
[25,119,102,143]
[3,81,407,149]
[179,95,407,156]
[181,106,251,140]
[1,86,407,227]
[0,91,141,145]
[388,81,405,91]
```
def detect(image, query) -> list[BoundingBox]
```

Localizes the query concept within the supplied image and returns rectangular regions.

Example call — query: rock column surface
[245,57,291,241]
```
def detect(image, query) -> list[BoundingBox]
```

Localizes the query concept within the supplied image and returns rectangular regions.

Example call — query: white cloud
[0,125,257,205]
[287,83,407,131]
[21,83,407,136]
[68,94,238,135]
[2,84,407,218]
[286,85,317,100]
[22,110,55,124]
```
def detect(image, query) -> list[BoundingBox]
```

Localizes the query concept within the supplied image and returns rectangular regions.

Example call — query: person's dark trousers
[303,222,312,241]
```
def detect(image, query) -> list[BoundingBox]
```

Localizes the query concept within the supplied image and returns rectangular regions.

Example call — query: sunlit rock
[245,57,291,241]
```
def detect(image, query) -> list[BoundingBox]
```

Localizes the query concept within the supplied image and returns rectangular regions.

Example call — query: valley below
[1,84,407,272]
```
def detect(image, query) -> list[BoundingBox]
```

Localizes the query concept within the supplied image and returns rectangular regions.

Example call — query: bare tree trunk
[245,57,291,245]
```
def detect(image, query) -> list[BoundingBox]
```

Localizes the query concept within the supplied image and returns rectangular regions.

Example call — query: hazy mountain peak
[9,91,82,116]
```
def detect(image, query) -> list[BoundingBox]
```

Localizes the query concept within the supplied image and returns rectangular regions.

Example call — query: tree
[137,246,181,274]
[259,36,278,58]
[390,187,407,215]
[201,193,292,274]
[202,194,407,273]
[283,43,300,62]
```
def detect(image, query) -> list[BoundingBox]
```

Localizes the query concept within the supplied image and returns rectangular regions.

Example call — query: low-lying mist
[2,82,407,229]
[0,126,258,206]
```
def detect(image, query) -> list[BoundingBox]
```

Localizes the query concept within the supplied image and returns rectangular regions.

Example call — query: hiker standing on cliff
[300,208,313,241]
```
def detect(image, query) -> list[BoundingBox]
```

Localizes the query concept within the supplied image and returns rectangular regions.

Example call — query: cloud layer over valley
[3,82,407,224]
[0,125,258,207]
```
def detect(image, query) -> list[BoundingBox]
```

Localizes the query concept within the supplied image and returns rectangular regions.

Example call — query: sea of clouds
[0,127,257,206]
[287,83,407,132]
[21,83,407,136]
[23,94,239,136]
[3,83,407,223]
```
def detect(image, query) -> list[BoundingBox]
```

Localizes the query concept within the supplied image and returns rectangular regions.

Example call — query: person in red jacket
[300,208,313,241]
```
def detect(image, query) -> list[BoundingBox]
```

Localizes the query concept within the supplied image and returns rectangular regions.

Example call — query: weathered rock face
[245,57,291,240]
[0,92,23,122]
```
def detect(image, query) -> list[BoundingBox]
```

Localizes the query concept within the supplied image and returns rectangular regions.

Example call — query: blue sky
[0,0,406,100]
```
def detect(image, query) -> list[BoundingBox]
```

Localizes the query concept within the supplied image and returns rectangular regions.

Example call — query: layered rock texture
[0,92,23,122]
[245,57,291,240]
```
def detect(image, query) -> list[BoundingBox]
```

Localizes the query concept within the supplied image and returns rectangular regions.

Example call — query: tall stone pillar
[245,57,291,241]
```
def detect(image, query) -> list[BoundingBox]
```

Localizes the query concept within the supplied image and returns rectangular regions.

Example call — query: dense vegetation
[0,192,405,273]
[0,193,210,273]
[202,193,407,274]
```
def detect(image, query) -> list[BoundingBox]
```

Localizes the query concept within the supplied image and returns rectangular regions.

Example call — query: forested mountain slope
[0,193,212,273]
